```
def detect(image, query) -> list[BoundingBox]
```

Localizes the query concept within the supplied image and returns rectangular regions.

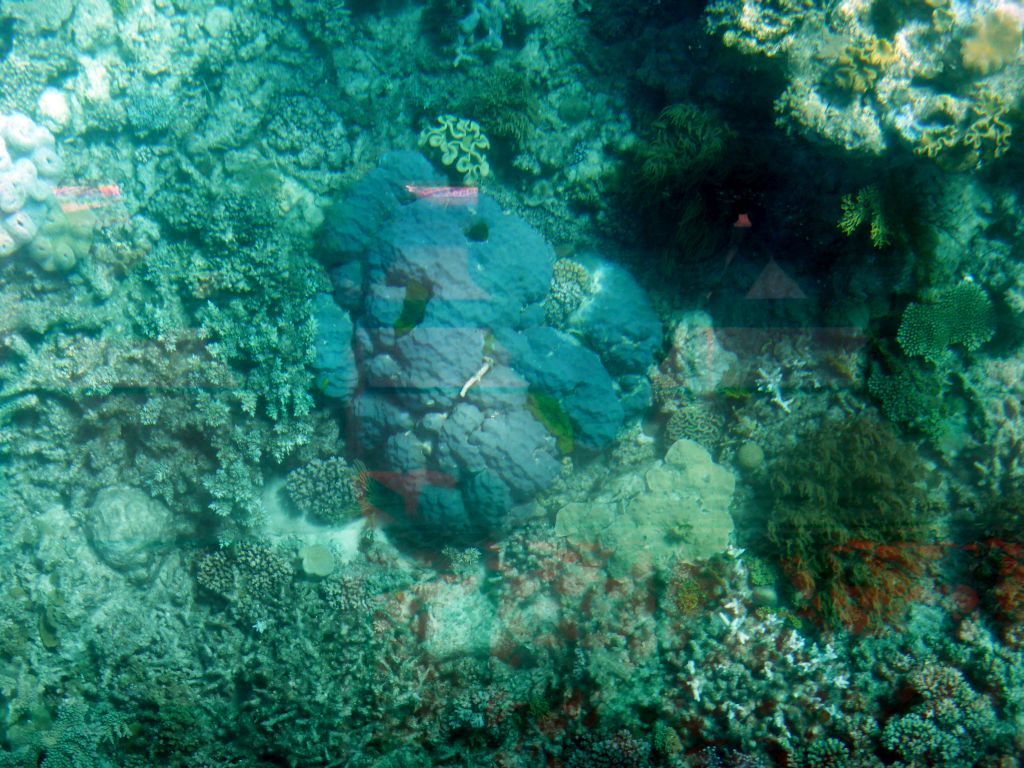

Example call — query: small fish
[53,183,123,213]
[404,184,478,206]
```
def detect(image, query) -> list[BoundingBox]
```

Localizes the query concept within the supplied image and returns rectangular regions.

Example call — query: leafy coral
[419,114,491,182]
[837,184,891,249]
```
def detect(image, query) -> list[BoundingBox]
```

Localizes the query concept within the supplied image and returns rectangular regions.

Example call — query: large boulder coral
[316,152,662,541]
[554,439,736,578]
[84,486,177,584]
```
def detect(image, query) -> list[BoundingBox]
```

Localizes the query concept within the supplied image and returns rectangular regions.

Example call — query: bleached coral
[962,6,1023,75]
[706,0,1024,165]
[0,112,67,267]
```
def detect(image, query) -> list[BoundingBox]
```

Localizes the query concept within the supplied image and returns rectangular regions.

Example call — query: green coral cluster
[870,281,993,440]
[764,415,936,631]
[286,456,365,525]
[837,185,891,249]
[881,663,1006,765]
[419,114,491,183]
[544,258,592,328]
[456,65,538,147]
[637,103,731,190]
[797,737,849,768]
[868,360,952,439]
[897,280,995,363]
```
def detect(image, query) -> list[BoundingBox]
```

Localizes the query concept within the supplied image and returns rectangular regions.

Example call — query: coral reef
[705,0,1024,166]
[2,0,1023,765]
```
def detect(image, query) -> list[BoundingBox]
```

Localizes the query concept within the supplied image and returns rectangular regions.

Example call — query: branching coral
[286,456,367,525]
[837,185,891,249]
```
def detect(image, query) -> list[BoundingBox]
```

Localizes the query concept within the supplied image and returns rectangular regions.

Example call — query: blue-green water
[1,0,1022,765]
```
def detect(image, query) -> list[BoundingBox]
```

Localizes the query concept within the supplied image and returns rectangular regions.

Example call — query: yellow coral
[838,185,891,249]
[963,88,1013,164]
[418,115,491,183]
[833,36,898,94]
[913,87,1012,169]
[961,7,1022,74]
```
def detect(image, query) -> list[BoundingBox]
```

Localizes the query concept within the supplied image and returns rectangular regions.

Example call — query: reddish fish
[405,184,478,207]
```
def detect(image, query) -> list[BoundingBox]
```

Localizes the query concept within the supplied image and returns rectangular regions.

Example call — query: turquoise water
[1,0,1022,765]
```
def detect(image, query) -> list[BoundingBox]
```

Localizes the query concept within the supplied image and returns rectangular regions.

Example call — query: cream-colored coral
[418,115,491,183]
[961,7,1022,74]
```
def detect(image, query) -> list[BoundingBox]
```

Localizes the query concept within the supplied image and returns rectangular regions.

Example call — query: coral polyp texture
[419,114,492,183]
[0,112,72,269]
[705,0,1024,166]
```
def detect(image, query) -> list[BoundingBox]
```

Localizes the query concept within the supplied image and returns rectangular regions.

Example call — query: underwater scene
[2,0,1024,765]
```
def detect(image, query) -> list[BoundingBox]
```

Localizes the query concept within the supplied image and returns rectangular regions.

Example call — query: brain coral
[85,486,176,584]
